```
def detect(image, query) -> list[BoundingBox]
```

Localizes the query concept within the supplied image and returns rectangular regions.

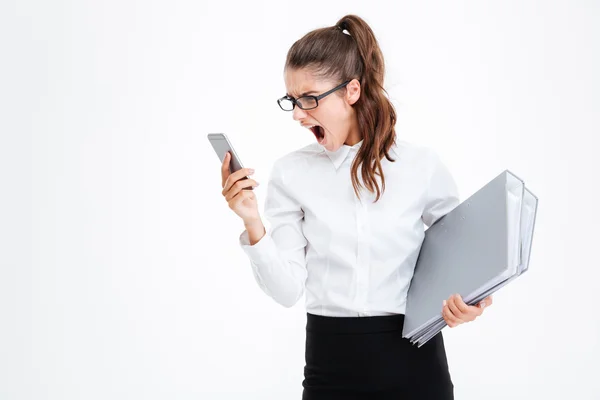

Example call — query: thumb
[221,152,231,187]
[478,295,493,309]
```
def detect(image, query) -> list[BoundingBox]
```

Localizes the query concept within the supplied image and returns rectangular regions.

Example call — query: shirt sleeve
[238,160,308,308]
[421,149,461,227]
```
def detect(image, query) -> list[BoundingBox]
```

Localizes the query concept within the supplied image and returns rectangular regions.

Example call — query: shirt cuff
[239,229,277,266]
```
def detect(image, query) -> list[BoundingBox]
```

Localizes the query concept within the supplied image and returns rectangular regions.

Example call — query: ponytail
[285,14,397,202]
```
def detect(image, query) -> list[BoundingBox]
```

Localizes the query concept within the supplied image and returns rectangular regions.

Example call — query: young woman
[219,14,493,400]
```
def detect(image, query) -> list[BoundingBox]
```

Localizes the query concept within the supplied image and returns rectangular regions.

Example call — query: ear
[345,78,361,106]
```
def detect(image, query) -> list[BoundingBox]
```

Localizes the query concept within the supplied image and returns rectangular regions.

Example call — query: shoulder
[390,139,439,169]
[389,139,455,187]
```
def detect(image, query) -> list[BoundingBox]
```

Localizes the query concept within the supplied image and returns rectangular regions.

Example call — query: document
[402,170,539,347]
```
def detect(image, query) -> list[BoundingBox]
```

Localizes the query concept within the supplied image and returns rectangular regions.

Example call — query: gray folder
[402,170,539,346]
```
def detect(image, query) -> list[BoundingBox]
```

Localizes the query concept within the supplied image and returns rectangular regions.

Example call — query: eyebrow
[286,89,318,97]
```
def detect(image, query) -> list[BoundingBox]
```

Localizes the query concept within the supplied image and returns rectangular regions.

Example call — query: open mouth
[309,125,325,141]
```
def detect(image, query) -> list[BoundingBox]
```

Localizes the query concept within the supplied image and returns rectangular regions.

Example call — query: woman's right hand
[221,152,260,223]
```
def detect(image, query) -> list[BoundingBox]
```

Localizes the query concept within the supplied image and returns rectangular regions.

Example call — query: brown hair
[285,14,397,202]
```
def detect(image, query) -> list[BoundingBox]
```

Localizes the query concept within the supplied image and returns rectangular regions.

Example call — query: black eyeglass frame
[277,80,352,111]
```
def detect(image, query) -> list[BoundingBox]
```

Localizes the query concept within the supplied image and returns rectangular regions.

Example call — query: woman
[219,14,492,399]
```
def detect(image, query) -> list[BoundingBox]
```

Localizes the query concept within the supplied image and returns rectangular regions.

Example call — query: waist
[306,312,405,334]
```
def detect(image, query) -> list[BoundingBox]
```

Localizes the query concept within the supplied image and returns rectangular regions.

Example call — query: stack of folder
[403,170,539,347]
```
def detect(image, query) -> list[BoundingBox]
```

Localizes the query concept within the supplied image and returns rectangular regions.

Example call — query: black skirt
[302,312,454,400]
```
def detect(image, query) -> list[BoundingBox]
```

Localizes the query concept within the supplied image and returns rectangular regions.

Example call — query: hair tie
[336,22,350,35]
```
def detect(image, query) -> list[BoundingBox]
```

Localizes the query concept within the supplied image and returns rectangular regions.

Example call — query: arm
[421,149,461,227]
[421,149,494,326]
[239,161,308,308]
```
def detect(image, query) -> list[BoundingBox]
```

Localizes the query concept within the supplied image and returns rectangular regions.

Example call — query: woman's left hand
[442,294,493,328]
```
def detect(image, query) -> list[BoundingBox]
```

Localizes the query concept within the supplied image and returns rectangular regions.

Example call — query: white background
[1,0,599,399]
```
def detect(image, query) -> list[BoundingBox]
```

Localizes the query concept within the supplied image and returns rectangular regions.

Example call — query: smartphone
[207,133,252,189]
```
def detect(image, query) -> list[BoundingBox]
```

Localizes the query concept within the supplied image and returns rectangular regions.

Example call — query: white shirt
[239,139,460,317]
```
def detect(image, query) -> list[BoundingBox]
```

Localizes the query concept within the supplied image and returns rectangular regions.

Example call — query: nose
[292,106,308,121]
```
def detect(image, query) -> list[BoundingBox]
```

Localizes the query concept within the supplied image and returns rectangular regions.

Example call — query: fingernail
[480,302,486,309]
[249,169,255,174]
[255,182,260,187]
[443,300,447,306]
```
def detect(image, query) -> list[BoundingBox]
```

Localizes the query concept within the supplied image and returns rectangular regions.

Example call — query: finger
[453,294,471,315]
[223,167,255,194]
[443,306,461,328]
[229,166,255,187]
[224,179,259,201]
[228,189,255,209]
[483,295,493,307]
[224,179,258,202]
[442,301,461,327]
[223,168,254,193]
[467,304,484,317]
[455,294,482,320]
[447,295,468,322]
[221,152,231,188]
[477,295,493,311]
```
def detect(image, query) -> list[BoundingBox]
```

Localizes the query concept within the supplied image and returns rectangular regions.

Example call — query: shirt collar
[323,140,364,170]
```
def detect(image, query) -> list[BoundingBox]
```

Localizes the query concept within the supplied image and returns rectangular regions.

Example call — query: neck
[344,121,362,146]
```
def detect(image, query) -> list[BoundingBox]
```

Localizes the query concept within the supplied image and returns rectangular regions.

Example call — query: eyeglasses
[277,80,351,111]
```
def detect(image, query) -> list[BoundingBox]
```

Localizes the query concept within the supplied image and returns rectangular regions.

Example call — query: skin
[442,293,493,328]
[220,67,492,326]
[283,67,362,151]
